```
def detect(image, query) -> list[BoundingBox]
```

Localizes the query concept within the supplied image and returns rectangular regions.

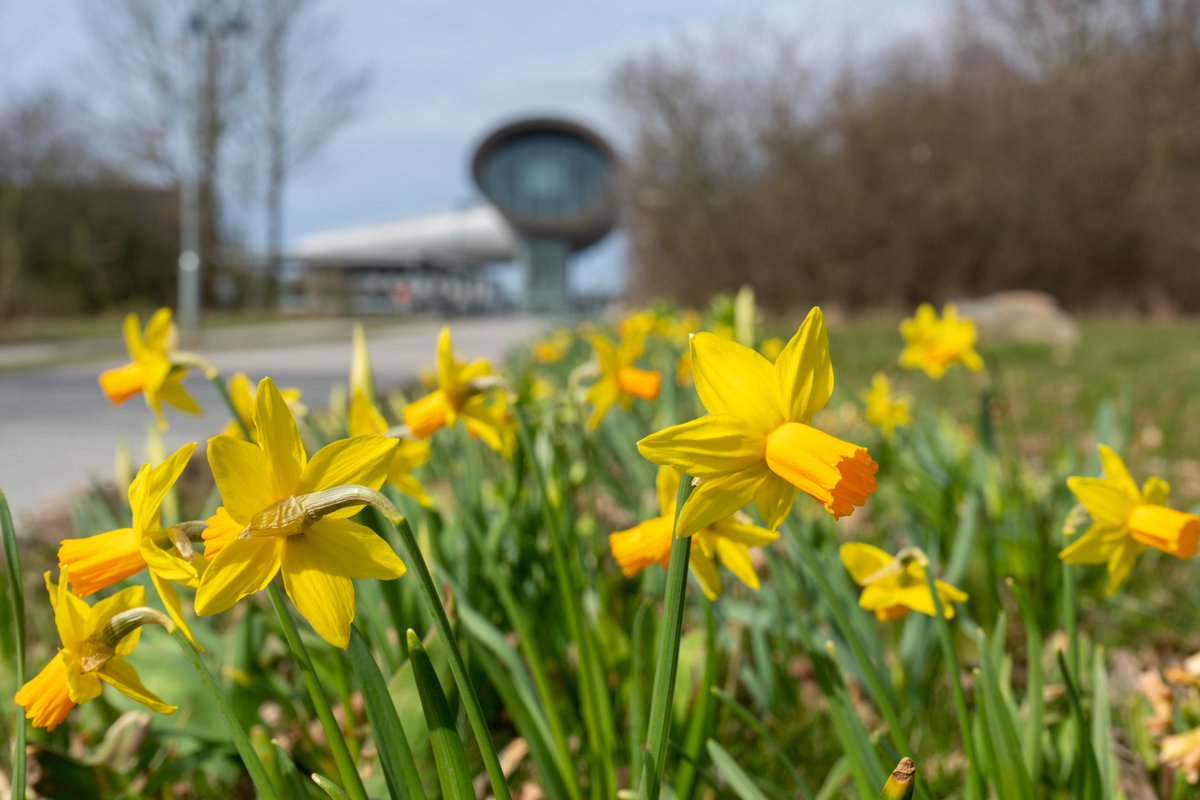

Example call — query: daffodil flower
[585,332,662,430]
[98,308,202,430]
[609,467,777,599]
[1059,445,1198,594]
[402,327,513,456]
[196,378,406,648]
[221,372,306,441]
[840,543,967,621]
[1160,727,1200,784]
[15,570,175,731]
[861,373,912,437]
[898,303,983,379]
[58,443,205,643]
[349,389,432,507]
[532,329,574,364]
[638,307,877,538]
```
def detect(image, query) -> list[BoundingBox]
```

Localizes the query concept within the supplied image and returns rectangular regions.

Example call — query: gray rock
[956,291,1079,346]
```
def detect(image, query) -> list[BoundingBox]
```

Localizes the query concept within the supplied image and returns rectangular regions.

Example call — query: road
[0,315,544,523]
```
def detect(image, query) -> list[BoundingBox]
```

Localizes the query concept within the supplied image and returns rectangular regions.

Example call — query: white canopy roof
[290,204,517,265]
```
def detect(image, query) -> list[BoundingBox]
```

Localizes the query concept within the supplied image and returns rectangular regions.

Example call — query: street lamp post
[176,7,247,339]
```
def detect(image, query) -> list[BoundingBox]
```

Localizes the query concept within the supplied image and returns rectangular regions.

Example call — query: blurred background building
[2,0,1199,325]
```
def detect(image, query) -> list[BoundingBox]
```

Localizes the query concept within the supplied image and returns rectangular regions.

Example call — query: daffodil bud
[879,757,917,800]
[80,607,174,673]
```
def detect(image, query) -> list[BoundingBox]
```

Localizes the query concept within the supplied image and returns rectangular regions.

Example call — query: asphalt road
[0,315,544,522]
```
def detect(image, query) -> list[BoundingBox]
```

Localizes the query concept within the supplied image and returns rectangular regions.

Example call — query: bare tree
[248,0,370,290]
[82,0,254,302]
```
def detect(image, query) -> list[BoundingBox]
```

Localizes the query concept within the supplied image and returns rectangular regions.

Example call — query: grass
[5,303,1200,799]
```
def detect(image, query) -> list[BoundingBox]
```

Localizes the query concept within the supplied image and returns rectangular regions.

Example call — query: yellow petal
[1105,538,1144,595]
[764,423,877,518]
[50,570,88,648]
[1067,477,1135,527]
[99,361,145,405]
[141,307,175,353]
[774,308,834,423]
[298,518,408,580]
[253,378,307,497]
[64,660,103,705]
[655,467,682,517]
[688,546,722,600]
[99,658,176,715]
[709,519,779,548]
[58,528,145,597]
[839,543,894,585]
[201,506,243,559]
[897,584,941,617]
[132,443,196,532]
[389,470,432,507]
[1128,505,1199,559]
[609,516,673,577]
[348,389,387,437]
[207,435,279,521]
[690,332,783,434]
[404,390,451,439]
[1142,476,1170,506]
[1058,522,1125,564]
[151,571,199,649]
[711,536,759,590]
[637,415,766,478]
[296,435,397,508]
[159,372,203,416]
[15,652,76,731]
[676,468,768,538]
[1096,445,1139,497]
[281,539,356,648]
[752,475,796,530]
[585,378,620,431]
[194,537,284,616]
[121,312,144,360]
[435,327,457,394]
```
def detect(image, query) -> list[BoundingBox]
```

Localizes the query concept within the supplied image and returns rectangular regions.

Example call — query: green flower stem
[172,628,281,800]
[791,532,919,791]
[2,491,26,800]
[924,570,982,797]
[267,585,369,800]
[637,476,694,800]
[389,516,514,800]
[206,370,253,441]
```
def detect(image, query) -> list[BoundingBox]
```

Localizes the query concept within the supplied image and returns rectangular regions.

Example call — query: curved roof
[290,204,516,265]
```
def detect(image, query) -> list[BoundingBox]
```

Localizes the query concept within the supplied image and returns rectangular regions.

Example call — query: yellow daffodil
[861,373,912,437]
[1160,727,1200,784]
[221,372,305,440]
[402,327,513,456]
[585,332,662,430]
[98,308,201,430]
[349,389,432,506]
[609,467,777,600]
[533,329,574,364]
[196,378,406,648]
[1059,445,1198,594]
[58,443,204,643]
[15,570,175,731]
[898,303,983,379]
[840,543,967,620]
[638,307,877,537]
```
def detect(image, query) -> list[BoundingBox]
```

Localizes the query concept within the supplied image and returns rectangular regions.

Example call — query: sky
[2,0,949,294]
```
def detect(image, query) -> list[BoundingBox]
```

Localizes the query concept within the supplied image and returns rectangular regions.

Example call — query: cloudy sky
[2,1,949,292]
